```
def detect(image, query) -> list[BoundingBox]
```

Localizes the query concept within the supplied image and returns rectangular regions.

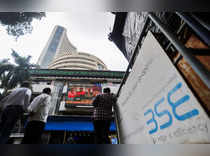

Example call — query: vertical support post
[63,131,66,144]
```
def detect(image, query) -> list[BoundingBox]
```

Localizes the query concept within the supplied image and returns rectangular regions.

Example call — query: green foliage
[0,12,45,39]
[0,50,36,95]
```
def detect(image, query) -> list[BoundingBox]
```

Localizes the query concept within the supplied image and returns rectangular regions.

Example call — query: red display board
[65,84,102,106]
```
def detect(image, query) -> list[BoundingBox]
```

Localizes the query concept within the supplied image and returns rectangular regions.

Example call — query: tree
[0,12,45,39]
[0,59,13,99]
[0,50,37,95]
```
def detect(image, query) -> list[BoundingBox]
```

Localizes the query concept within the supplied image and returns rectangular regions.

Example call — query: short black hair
[103,87,110,93]
[43,88,51,94]
[21,82,30,88]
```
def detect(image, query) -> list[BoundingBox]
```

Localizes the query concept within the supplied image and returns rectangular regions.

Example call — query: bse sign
[117,32,210,144]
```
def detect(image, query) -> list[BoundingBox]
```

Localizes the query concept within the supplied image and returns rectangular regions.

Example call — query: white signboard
[32,84,54,93]
[117,32,210,144]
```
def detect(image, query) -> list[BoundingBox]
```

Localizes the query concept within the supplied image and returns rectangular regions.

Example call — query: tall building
[48,52,107,70]
[37,25,107,70]
[37,25,77,68]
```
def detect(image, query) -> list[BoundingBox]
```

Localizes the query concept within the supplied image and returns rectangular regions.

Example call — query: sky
[0,12,128,71]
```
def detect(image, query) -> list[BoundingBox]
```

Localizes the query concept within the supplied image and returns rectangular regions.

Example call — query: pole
[148,13,210,89]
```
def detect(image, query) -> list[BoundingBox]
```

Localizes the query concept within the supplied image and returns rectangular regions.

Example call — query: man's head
[103,87,111,94]
[20,82,30,88]
[43,88,51,95]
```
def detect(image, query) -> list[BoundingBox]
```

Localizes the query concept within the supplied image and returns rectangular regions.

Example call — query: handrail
[148,13,210,89]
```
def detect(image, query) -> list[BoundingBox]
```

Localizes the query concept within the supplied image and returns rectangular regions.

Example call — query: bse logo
[144,82,199,135]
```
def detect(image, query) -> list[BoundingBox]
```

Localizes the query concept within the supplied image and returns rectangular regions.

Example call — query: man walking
[92,87,117,144]
[0,82,32,144]
[21,88,51,144]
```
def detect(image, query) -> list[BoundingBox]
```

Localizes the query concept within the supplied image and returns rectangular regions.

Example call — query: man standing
[0,82,32,144]
[21,88,51,144]
[92,87,117,144]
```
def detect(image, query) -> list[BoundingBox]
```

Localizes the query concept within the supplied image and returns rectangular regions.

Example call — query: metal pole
[148,13,210,89]
[176,12,210,47]
[191,13,210,31]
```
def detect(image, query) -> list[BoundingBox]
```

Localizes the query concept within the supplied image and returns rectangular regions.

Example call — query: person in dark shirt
[92,87,117,144]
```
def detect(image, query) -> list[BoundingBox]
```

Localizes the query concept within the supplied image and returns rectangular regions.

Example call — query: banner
[117,32,210,144]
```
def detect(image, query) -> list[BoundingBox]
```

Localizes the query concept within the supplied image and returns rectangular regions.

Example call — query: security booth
[110,12,210,144]
[9,69,124,144]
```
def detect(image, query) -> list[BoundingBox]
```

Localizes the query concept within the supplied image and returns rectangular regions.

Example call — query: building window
[98,64,104,70]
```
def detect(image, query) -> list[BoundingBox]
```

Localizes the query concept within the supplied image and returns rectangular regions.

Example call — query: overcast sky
[0,12,128,71]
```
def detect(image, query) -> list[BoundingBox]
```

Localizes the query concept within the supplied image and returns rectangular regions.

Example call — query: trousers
[93,120,111,144]
[0,105,23,144]
[21,120,45,144]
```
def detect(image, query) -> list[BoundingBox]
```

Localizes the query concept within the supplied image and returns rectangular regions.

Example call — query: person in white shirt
[0,82,32,144]
[21,88,51,144]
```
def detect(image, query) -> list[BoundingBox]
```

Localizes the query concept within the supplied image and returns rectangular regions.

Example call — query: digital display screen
[65,83,102,106]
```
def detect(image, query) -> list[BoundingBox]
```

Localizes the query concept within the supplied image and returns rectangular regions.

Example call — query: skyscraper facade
[37,25,77,68]
[37,25,107,70]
